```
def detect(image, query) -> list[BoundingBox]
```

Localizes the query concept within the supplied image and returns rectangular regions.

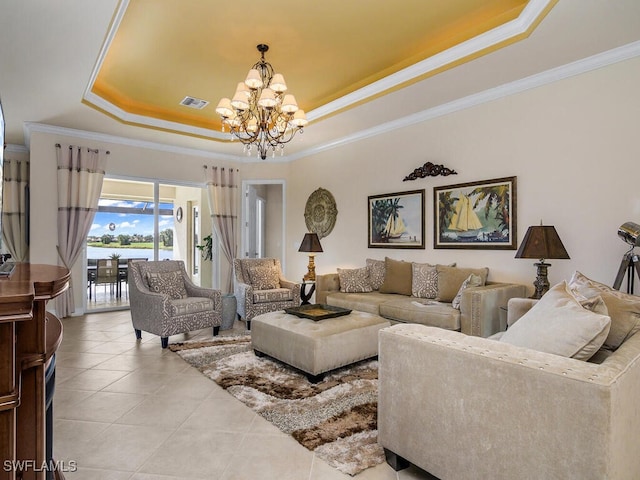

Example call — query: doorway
[85,177,205,312]
[242,180,285,268]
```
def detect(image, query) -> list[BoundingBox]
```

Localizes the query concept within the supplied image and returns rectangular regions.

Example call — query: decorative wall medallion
[175,206,183,223]
[403,161,457,181]
[304,188,338,239]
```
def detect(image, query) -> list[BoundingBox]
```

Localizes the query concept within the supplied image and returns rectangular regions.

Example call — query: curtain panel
[55,144,108,317]
[1,157,30,261]
[205,166,239,293]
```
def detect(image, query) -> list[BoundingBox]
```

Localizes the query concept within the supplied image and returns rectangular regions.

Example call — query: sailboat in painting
[383,214,407,241]
[448,194,483,240]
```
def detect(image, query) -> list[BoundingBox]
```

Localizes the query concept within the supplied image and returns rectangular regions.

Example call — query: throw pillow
[379,257,412,296]
[337,267,373,293]
[451,273,485,310]
[146,271,188,299]
[366,258,386,291]
[411,262,438,298]
[248,265,280,290]
[436,265,489,303]
[568,271,640,350]
[499,281,611,361]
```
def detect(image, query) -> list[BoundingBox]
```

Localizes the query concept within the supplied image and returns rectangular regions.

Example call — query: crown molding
[22,122,244,162]
[4,144,29,154]
[308,0,554,121]
[289,40,640,161]
[20,40,640,164]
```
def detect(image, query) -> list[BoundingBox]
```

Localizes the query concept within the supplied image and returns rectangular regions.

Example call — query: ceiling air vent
[180,96,209,109]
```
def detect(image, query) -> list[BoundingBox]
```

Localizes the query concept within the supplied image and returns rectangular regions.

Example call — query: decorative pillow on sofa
[379,257,412,296]
[366,258,386,291]
[411,262,438,299]
[451,273,485,309]
[338,267,373,293]
[248,265,280,290]
[436,265,489,303]
[499,281,611,361]
[146,271,188,299]
[568,271,640,350]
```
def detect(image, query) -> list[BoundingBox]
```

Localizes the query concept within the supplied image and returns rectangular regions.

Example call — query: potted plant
[196,234,213,261]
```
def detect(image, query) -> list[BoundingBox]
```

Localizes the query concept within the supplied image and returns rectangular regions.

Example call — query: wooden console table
[0,264,70,480]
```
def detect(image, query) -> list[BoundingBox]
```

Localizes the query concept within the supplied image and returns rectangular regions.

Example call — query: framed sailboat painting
[434,176,517,249]
[368,189,425,249]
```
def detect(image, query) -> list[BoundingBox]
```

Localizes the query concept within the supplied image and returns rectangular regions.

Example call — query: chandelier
[215,44,308,160]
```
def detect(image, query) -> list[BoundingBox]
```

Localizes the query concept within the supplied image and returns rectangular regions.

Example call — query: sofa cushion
[379,257,412,295]
[499,281,611,360]
[248,265,280,290]
[568,271,640,350]
[451,273,485,309]
[366,258,386,291]
[337,267,373,293]
[170,297,214,315]
[436,265,489,302]
[411,262,438,299]
[146,271,187,299]
[379,298,460,331]
[326,291,396,315]
[253,288,293,304]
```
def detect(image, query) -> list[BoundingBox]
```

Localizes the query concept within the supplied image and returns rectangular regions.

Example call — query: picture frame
[434,176,517,249]
[368,189,425,249]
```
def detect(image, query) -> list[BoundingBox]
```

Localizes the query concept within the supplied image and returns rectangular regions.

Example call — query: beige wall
[24,55,640,313]
[285,56,640,295]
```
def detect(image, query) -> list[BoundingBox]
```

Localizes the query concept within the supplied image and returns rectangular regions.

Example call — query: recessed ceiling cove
[83,0,555,141]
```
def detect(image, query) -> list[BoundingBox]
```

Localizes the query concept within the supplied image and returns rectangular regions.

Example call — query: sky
[89,199,174,238]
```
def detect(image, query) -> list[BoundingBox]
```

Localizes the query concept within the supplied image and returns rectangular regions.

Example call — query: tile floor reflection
[53,310,437,479]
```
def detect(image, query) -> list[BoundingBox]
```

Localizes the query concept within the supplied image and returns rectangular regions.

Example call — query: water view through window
[87,199,174,260]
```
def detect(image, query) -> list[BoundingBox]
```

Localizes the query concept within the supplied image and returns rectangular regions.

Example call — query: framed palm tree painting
[368,189,425,249]
[434,176,516,249]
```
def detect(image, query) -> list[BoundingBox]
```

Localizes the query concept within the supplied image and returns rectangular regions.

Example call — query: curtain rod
[55,143,110,154]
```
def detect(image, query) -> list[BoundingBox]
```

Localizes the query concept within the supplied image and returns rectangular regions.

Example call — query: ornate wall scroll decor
[304,188,338,239]
[403,162,457,181]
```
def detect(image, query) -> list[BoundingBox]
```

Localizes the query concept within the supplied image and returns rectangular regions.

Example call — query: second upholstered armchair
[233,258,301,329]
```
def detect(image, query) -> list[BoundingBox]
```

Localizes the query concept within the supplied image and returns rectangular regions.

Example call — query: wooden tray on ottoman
[284,304,352,320]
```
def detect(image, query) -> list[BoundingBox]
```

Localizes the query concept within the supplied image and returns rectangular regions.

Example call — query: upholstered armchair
[233,258,301,329]
[128,260,222,348]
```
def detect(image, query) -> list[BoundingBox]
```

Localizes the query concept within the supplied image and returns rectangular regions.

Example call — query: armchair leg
[161,337,168,349]
[246,320,251,331]
[213,326,220,337]
[134,329,142,340]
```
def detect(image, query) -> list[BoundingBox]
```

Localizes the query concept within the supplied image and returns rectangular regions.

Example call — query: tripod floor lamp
[614,222,640,294]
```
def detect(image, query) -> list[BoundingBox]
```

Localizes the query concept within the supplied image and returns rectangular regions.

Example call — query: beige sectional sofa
[378,272,640,479]
[316,258,527,337]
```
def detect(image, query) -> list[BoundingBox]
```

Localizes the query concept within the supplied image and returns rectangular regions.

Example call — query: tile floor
[53,311,437,480]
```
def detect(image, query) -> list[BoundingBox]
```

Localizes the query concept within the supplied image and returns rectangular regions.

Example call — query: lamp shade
[618,222,640,247]
[298,233,323,253]
[515,225,570,261]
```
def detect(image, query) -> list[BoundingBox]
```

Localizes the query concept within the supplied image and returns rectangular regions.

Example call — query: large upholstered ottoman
[251,310,391,380]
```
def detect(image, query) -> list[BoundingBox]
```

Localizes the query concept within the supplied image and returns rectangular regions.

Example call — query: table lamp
[515,224,570,299]
[298,233,323,281]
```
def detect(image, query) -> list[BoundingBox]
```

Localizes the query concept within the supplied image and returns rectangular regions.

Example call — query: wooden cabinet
[0,264,70,480]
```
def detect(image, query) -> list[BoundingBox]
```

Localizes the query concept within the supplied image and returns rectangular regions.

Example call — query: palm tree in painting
[470,185,510,232]
[371,198,404,243]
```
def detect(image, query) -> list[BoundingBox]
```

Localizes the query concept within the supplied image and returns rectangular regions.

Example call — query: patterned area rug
[169,335,385,476]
